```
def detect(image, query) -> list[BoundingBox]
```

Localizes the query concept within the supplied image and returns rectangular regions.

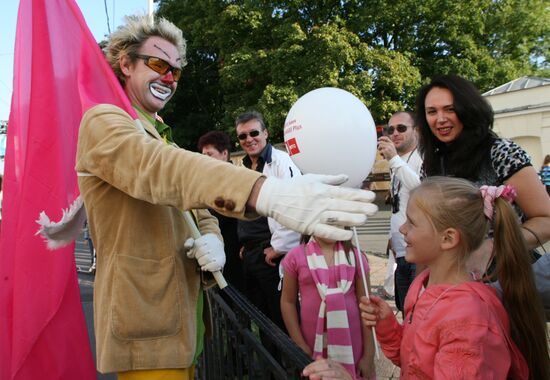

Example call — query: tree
[156,0,548,149]
[156,1,228,150]
[348,0,549,90]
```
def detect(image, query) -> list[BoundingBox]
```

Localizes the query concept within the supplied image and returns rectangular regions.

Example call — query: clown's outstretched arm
[247,173,378,242]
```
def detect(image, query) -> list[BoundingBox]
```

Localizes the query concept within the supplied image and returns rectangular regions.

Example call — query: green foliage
[156,0,549,150]
[349,0,549,91]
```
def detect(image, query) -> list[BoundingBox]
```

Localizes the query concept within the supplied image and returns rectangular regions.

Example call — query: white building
[483,76,550,168]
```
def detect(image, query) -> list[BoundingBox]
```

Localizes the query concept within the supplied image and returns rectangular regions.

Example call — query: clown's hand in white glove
[185,233,226,272]
[255,174,378,241]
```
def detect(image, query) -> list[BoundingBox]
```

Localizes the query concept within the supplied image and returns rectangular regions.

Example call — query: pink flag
[0,0,136,378]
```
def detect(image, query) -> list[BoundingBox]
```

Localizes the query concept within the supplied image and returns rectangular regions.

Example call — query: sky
[0,0,156,121]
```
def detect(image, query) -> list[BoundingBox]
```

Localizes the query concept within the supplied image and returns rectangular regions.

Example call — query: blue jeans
[394,257,416,313]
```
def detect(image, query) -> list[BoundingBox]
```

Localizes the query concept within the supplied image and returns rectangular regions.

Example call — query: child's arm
[355,271,376,380]
[280,271,312,356]
[360,295,403,366]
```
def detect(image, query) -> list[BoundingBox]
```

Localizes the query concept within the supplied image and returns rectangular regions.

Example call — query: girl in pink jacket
[360,176,549,379]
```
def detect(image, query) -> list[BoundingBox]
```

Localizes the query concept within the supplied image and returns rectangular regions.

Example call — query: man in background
[377,111,422,315]
[236,111,300,330]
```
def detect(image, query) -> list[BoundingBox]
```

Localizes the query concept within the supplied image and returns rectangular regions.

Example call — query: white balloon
[283,87,377,188]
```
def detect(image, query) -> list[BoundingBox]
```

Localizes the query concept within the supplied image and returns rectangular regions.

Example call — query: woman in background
[415,74,550,277]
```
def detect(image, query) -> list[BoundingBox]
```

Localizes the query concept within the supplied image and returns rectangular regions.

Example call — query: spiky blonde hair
[106,14,186,85]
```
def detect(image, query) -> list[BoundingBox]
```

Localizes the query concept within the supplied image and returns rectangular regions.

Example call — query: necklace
[408,283,461,324]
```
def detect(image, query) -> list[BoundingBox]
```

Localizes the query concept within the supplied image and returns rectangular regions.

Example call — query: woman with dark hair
[415,74,550,278]
[416,75,495,181]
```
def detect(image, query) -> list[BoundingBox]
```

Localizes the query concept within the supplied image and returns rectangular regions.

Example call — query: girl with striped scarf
[281,235,376,380]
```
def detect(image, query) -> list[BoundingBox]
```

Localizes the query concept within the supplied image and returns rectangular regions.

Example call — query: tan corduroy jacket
[76,104,261,373]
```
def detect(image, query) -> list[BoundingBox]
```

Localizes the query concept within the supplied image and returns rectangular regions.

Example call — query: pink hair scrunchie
[479,185,517,220]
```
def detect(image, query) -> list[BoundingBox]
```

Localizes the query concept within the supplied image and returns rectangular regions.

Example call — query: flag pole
[352,226,381,359]
[148,0,155,22]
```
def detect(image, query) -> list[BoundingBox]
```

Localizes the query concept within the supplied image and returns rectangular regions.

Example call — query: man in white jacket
[377,111,422,314]
[236,111,300,331]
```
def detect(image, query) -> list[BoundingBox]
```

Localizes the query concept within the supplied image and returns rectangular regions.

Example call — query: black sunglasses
[387,124,409,135]
[132,54,182,81]
[237,130,261,140]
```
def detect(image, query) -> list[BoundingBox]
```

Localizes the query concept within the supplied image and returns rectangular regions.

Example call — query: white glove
[184,233,226,272]
[256,174,378,241]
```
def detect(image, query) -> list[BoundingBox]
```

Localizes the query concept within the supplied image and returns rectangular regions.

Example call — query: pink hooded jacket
[376,270,528,379]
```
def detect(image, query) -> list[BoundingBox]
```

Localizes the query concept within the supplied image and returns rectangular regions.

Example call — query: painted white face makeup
[149,83,172,101]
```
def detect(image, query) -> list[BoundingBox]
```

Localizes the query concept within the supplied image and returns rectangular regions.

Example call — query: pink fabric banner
[0,0,136,378]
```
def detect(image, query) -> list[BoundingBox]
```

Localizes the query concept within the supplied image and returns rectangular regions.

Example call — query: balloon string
[352,226,381,360]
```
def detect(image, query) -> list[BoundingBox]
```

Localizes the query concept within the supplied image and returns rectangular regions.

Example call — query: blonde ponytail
[493,198,549,380]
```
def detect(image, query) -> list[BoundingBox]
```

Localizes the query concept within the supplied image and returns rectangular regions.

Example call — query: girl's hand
[359,295,392,327]
[302,357,353,380]
[358,354,376,380]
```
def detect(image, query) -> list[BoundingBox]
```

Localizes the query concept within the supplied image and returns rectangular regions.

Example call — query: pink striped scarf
[306,240,358,378]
